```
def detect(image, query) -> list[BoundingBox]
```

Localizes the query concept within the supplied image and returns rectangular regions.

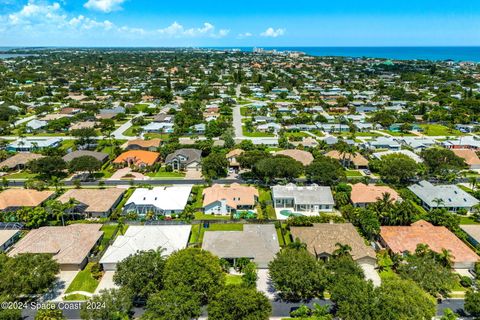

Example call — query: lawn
[63,294,89,301]
[144,133,170,140]
[194,212,231,220]
[146,168,185,179]
[226,274,243,286]
[60,140,76,151]
[240,106,250,116]
[242,126,275,137]
[65,263,100,294]
[459,217,480,225]
[191,185,205,209]
[5,171,37,180]
[206,223,244,231]
[378,130,416,137]
[285,131,309,139]
[354,132,381,137]
[346,170,363,177]
[259,188,272,203]
[420,124,463,136]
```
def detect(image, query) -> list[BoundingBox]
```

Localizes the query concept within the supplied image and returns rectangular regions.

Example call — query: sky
[0,0,479,47]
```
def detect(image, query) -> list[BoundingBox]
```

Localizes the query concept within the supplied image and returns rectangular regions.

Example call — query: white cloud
[157,22,229,38]
[84,0,125,13]
[260,27,285,38]
[238,32,252,38]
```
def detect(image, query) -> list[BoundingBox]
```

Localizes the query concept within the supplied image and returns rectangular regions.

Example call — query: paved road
[111,112,145,140]
[232,104,244,138]
[13,115,37,127]
[20,298,470,320]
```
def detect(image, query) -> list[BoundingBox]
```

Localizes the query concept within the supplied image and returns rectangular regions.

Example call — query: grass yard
[420,124,463,136]
[65,263,100,294]
[259,188,272,203]
[146,168,185,179]
[63,294,89,301]
[378,130,416,137]
[5,171,37,180]
[346,170,363,177]
[242,126,275,137]
[355,132,381,137]
[240,106,250,116]
[144,133,169,140]
[226,274,243,286]
[206,223,244,231]
[194,212,231,220]
[459,217,480,225]
[60,139,76,151]
[285,131,309,139]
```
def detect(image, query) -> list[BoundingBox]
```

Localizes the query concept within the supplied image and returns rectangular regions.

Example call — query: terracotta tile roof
[380,220,479,264]
[0,153,44,169]
[57,188,124,213]
[113,150,160,166]
[274,149,314,166]
[203,183,258,209]
[350,183,400,204]
[0,189,54,210]
[126,139,162,149]
[325,150,369,167]
[290,223,376,261]
[452,149,480,167]
[9,224,103,266]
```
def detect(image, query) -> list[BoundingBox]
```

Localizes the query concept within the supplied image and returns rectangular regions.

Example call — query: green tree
[208,286,271,320]
[68,155,102,175]
[28,156,67,178]
[254,156,304,182]
[80,289,133,320]
[142,285,201,320]
[35,305,66,320]
[113,249,166,301]
[376,154,418,185]
[163,248,225,304]
[269,248,326,301]
[420,148,466,180]
[306,156,345,186]
[465,289,480,317]
[201,152,229,180]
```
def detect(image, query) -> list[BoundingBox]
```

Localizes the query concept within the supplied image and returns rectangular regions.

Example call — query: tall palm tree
[469,177,477,191]
[438,248,455,269]
[332,243,352,258]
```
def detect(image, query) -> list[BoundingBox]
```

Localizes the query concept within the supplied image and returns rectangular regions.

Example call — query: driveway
[43,270,79,302]
[109,168,149,180]
[232,105,244,138]
[95,271,119,294]
[257,269,277,300]
[185,169,202,180]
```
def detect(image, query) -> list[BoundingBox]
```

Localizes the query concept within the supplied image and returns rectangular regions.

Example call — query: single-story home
[125,139,162,151]
[380,220,479,270]
[372,150,423,163]
[451,149,480,170]
[202,224,280,268]
[290,223,380,286]
[408,180,479,212]
[0,229,21,252]
[165,149,202,171]
[0,153,44,171]
[113,150,160,168]
[350,183,400,207]
[0,189,55,212]
[325,150,369,169]
[124,185,192,217]
[202,183,258,215]
[272,183,334,213]
[9,224,103,270]
[57,188,125,217]
[62,150,109,163]
[274,149,314,166]
[100,225,191,271]
[7,138,62,152]
[460,225,480,248]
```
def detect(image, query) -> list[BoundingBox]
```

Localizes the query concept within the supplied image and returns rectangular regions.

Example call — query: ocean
[213,47,480,62]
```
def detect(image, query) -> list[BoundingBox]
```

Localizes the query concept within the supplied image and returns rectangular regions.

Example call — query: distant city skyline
[0,0,479,47]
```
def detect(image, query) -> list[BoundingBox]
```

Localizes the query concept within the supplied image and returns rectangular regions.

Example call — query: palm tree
[469,177,477,191]
[332,243,352,258]
[438,248,455,269]
[432,198,445,208]
[288,238,307,250]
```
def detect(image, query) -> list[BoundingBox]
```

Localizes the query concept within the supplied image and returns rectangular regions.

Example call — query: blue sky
[0,0,479,46]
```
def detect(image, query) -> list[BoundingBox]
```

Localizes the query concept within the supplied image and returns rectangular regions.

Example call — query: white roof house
[124,186,192,216]
[372,150,424,163]
[408,180,479,212]
[26,119,47,131]
[100,225,191,271]
[272,183,334,215]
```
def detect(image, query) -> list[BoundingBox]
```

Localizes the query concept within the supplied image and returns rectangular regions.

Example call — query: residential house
[408,180,479,212]
[26,119,47,132]
[165,149,202,171]
[62,150,109,163]
[460,225,480,247]
[272,183,334,214]
[57,188,125,218]
[126,139,162,151]
[142,122,174,134]
[226,149,244,173]
[451,149,480,170]
[202,224,280,268]
[443,136,480,150]
[100,225,191,271]
[372,150,423,163]
[7,138,62,152]
[123,185,192,217]
[290,223,380,286]
[350,183,400,207]
[380,220,479,270]
[0,153,44,171]
[9,224,103,270]
[274,149,314,166]
[325,150,369,169]
[202,183,259,215]
[0,189,54,212]
[113,150,160,169]
[0,229,21,252]
[365,137,401,150]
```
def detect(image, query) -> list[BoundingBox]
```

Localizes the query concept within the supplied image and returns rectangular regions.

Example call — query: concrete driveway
[257,269,277,299]
[185,169,202,179]
[43,270,79,302]
[110,168,149,180]
[95,271,119,294]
